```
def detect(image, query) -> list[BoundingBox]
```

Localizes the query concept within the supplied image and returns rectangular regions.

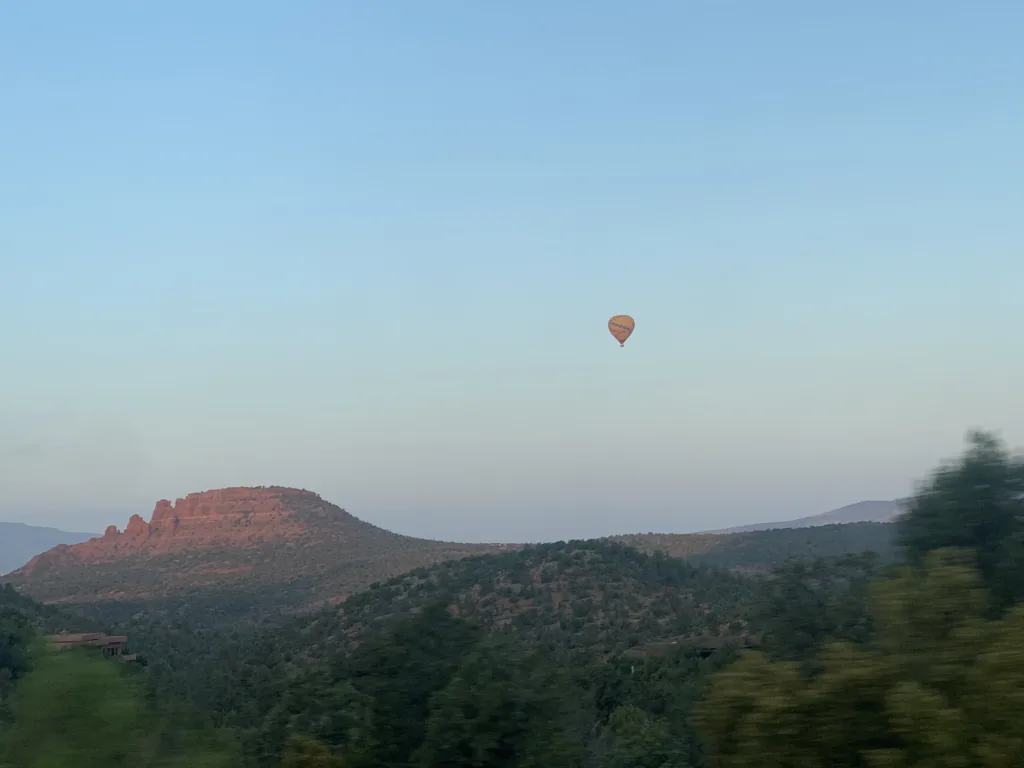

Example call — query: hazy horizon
[3,2,1023,542]
[0,478,979,544]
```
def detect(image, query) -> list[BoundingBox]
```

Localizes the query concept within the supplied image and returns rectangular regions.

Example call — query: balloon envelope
[608,315,635,346]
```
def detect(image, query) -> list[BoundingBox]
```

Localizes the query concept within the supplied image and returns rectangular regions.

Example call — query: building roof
[44,632,128,649]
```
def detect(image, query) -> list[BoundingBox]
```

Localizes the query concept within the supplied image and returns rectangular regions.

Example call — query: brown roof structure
[44,632,131,658]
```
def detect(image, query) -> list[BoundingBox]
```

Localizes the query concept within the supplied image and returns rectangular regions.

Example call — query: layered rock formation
[6,487,506,611]
[14,487,323,573]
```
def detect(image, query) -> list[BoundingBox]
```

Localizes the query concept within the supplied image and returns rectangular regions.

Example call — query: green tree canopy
[752,552,879,662]
[414,639,585,768]
[595,703,689,768]
[696,549,1024,767]
[897,429,1024,608]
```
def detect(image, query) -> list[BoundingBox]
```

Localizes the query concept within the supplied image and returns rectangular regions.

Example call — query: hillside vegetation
[65,520,896,705]
[10,486,898,634]
[1,430,1021,767]
[163,540,764,766]
[103,529,893,765]
[149,431,1024,766]
[613,520,897,571]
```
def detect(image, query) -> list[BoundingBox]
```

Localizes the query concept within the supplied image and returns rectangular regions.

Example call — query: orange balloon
[608,315,635,347]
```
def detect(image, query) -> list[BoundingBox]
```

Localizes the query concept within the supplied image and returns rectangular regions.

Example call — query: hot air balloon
[608,315,635,347]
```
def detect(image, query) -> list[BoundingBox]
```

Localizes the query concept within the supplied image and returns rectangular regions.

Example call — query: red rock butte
[15,486,337,572]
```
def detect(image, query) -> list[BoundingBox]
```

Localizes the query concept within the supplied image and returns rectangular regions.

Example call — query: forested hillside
[66,519,895,709]
[192,542,764,765]
[90,544,888,766]
[1,430,1021,766]
[698,431,1024,767]
[54,516,898,646]
[614,520,897,571]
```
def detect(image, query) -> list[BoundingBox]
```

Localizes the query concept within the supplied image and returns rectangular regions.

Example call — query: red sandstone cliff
[13,486,332,574]
[7,486,506,610]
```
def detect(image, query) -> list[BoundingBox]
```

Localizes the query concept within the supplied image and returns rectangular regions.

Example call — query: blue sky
[2,1,1022,541]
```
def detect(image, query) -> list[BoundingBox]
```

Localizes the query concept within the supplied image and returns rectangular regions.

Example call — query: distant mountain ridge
[0,522,98,576]
[706,499,909,534]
